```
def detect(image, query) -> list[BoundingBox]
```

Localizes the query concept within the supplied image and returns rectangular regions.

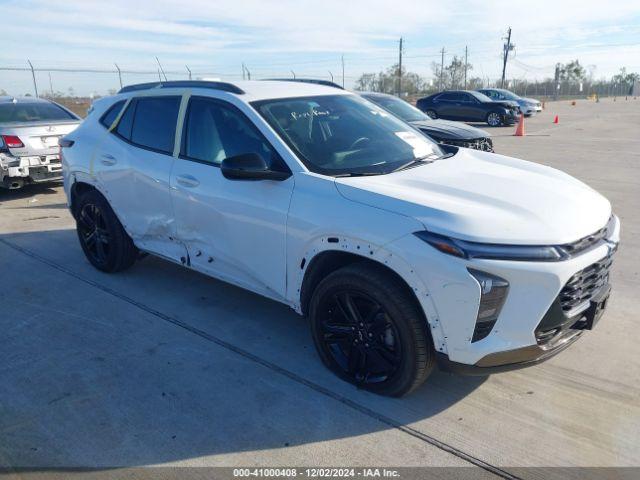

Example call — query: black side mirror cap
[220,153,291,181]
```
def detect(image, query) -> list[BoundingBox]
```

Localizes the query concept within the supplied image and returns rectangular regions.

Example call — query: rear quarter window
[99,100,126,129]
[129,96,181,154]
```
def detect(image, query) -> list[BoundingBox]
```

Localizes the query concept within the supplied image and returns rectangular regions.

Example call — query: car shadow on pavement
[0,182,62,202]
[0,228,486,468]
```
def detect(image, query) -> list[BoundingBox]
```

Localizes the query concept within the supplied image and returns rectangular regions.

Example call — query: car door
[434,93,458,119]
[93,94,187,262]
[459,93,485,121]
[170,96,294,301]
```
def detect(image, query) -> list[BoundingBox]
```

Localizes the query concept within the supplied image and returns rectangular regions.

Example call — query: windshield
[0,102,78,124]
[496,90,519,100]
[468,91,493,102]
[361,94,428,123]
[252,95,443,176]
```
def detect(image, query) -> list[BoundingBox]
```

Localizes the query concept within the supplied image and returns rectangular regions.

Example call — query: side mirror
[220,153,291,181]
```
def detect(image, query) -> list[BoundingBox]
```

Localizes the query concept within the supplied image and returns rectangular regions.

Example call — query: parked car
[477,88,542,116]
[416,90,520,126]
[0,96,81,189]
[61,80,619,397]
[360,92,493,152]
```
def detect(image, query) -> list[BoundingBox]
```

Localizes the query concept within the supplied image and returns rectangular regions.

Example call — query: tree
[355,64,428,95]
[431,56,472,90]
[559,60,586,82]
[611,67,640,85]
[0,89,7,96]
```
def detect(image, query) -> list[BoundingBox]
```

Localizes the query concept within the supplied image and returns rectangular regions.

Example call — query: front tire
[309,263,434,397]
[425,109,438,119]
[75,189,138,273]
[486,111,502,127]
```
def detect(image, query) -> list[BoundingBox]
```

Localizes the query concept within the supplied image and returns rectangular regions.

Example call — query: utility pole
[115,63,123,89]
[245,65,251,80]
[242,63,246,80]
[186,65,192,80]
[464,46,468,89]
[48,72,53,96]
[554,63,561,100]
[439,47,445,91]
[341,54,345,88]
[397,37,403,96]
[500,27,513,88]
[27,60,38,98]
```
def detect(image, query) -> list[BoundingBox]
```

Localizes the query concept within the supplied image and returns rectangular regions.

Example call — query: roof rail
[118,80,245,95]
[263,78,344,90]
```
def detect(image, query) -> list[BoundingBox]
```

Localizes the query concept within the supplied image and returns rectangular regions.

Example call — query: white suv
[62,81,620,397]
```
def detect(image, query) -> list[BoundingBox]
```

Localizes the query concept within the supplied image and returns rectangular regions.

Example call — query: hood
[521,97,540,105]
[490,100,519,109]
[410,119,490,141]
[334,149,611,245]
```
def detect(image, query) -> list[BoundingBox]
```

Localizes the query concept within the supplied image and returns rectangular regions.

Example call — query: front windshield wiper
[391,153,453,173]
[334,171,383,177]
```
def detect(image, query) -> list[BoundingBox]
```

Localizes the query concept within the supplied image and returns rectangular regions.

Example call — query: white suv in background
[61,81,620,397]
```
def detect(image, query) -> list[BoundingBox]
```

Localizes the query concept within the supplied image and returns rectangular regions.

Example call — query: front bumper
[435,329,583,375]
[502,110,519,124]
[520,105,537,116]
[386,216,620,369]
[438,137,494,152]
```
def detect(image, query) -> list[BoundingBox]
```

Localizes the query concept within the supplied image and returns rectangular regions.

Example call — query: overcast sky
[1,0,639,95]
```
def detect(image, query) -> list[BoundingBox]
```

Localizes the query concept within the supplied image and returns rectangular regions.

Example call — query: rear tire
[75,189,138,273]
[425,109,438,119]
[309,263,434,397]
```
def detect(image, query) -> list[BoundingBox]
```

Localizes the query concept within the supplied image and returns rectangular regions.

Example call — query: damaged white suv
[61,81,620,396]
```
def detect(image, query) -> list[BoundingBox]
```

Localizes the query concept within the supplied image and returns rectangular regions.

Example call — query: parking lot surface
[0,98,638,478]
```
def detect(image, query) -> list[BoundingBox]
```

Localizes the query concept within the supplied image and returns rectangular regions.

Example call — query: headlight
[413,231,566,262]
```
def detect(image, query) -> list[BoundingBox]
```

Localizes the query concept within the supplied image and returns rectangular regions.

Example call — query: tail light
[58,137,74,159]
[1,135,25,149]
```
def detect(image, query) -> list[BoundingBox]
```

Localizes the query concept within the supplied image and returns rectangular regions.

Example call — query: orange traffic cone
[553,115,559,124]
[514,113,525,136]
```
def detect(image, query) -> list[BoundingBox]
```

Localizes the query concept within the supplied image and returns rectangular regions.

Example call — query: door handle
[176,174,200,188]
[100,153,117,166]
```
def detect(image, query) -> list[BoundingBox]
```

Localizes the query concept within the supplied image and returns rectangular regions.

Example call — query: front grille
[559,251,615,314]
[441,137,493,152]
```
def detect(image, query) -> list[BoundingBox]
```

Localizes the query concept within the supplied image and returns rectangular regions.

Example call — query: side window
[99,100,125,129]
[115,100,135,140]
[130,96,181,154]
[182,97,285,169]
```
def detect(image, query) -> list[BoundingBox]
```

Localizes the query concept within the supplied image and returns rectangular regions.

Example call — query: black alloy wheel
[75,189,138,273]
[310,263,434,396]
[318,290,402,385]
[77,203,111,268]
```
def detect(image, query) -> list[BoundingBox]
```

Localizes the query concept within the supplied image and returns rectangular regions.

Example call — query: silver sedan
[0,96,81,189]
